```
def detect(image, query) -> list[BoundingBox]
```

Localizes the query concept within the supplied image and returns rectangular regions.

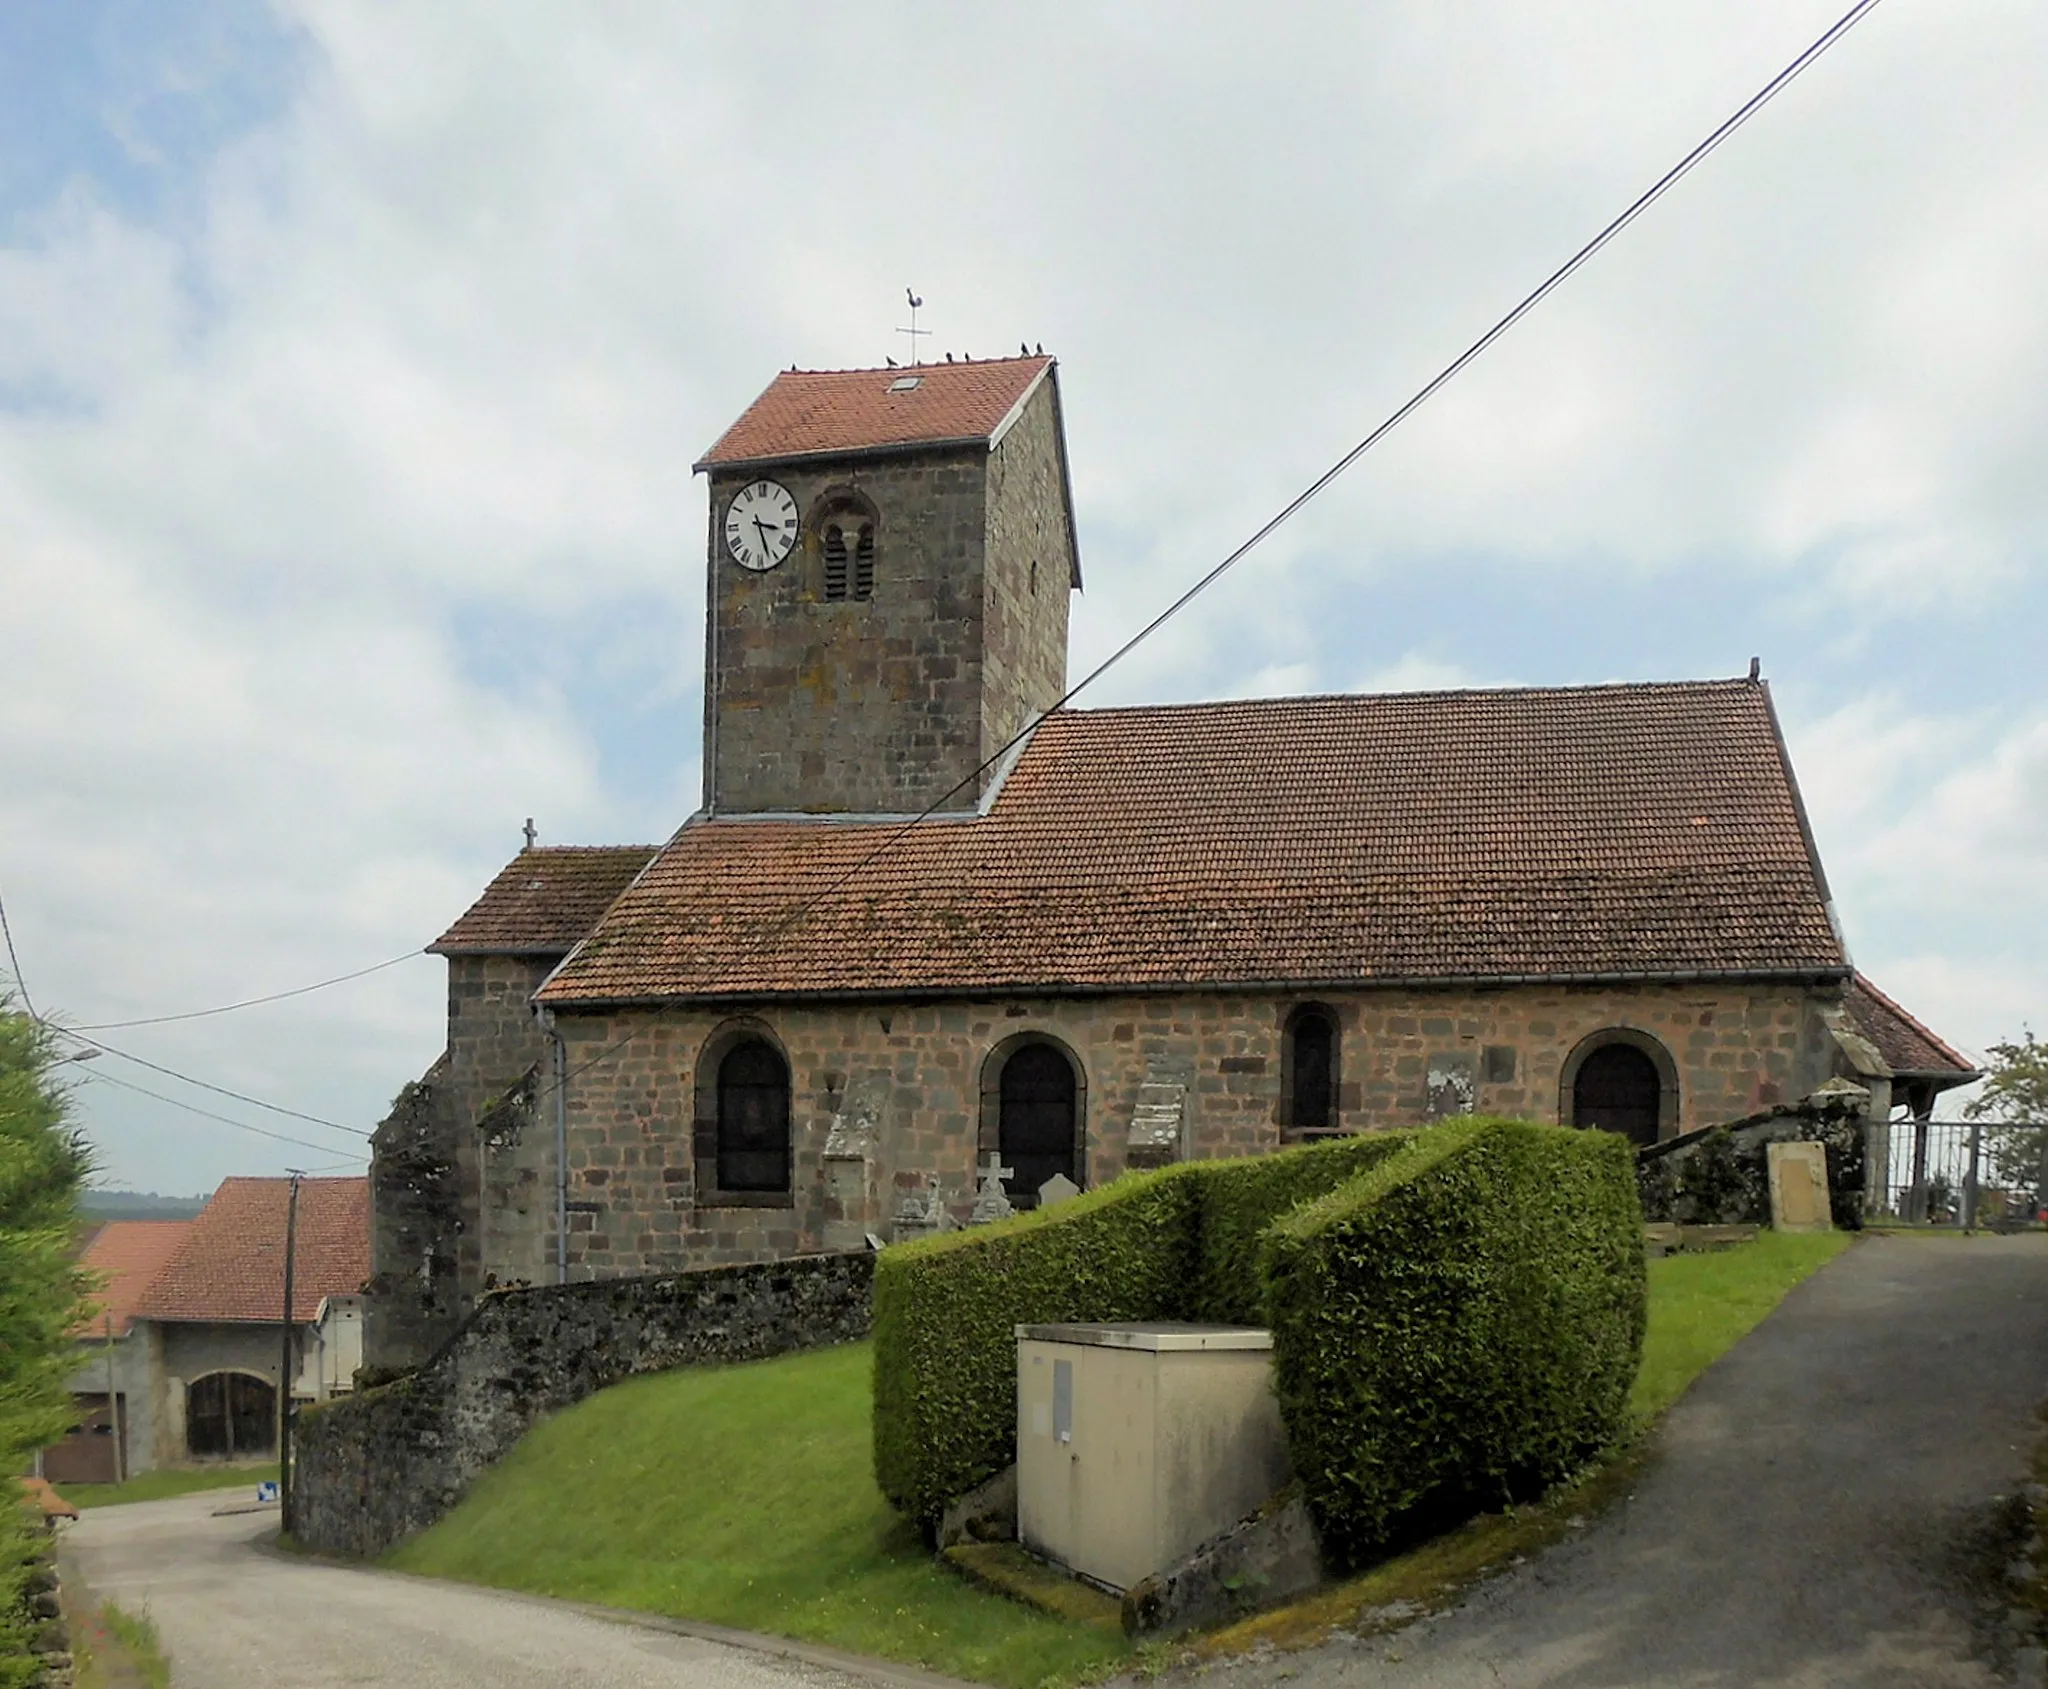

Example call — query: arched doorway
[1571,1043,1664,1147]
[998,1042,1079,1206]
[186,1372,276,1459]
[1283,1005,1339,1131]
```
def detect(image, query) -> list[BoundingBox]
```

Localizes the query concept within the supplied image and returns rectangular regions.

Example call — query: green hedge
[872,1133,1411,1522]
[1262,1119,1645,1564]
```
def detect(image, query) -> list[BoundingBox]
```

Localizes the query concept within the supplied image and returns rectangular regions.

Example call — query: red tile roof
[1844,974,1979,1077]
[73,1220,191,1337]
[431,846,658,956]
[695,356,1054,470]
[136,1178,369,1325]
[538,679,1847,1005]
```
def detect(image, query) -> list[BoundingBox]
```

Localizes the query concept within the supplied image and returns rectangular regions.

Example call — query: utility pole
[279,1171,303,1532]
[103,1312,125,1486]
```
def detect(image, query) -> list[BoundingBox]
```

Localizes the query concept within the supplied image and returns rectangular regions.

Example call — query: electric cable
[72,949,424,1031]
[58,1030,373,1139]
[0,881,36,1021]
[75,1067,371,1161]
[521,0,1890,1121]
[738,0,1891,956]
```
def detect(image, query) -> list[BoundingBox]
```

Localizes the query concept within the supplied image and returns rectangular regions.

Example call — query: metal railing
[1867,1117,2047,1228]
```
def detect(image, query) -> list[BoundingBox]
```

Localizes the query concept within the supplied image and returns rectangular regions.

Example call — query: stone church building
[367,353,1975,1366]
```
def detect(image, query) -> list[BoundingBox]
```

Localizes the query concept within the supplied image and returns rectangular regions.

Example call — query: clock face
[723,480,800,572]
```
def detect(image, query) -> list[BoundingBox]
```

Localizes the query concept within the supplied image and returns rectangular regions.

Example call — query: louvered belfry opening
[1572,1043,1663,1147]
[999,1042,1077,1206]
[853,523,875,599]
[823,524,850,600]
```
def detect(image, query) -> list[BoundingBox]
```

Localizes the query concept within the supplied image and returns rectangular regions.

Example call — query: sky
[1,0,2042,1194]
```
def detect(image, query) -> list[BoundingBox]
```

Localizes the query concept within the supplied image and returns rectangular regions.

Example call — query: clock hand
[754,516,777,554]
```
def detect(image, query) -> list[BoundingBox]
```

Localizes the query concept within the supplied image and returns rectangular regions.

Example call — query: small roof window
[887,375,922,392]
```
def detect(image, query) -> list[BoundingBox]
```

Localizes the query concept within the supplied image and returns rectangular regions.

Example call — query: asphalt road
[1194,1231,2048,1689]
[62,1492,911,1689]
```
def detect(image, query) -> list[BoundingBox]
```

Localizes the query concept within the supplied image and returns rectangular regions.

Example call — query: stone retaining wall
[291,1250,873,1558]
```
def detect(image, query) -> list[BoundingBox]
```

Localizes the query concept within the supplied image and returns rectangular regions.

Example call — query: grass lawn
[57,1462,277,1510]
[388,1342,1131,1689]
[1629,1229,1850,1422]
[392,1229,1853,1685]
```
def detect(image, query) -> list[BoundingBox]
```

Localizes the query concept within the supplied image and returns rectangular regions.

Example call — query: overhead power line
[0,881,36,1021]
[59,1030,373,1140]
[72,949,424,1032]
[520,0,1890,1127]
[745,0,1890,955]
[76,1067,371,1162]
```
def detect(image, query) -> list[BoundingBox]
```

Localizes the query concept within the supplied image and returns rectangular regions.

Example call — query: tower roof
[695,355,1055,471]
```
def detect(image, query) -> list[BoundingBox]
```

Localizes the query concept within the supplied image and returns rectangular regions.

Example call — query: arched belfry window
[1282,1004,1340,1132]
[813,491,879,602]
[1562,1031,1676,1148]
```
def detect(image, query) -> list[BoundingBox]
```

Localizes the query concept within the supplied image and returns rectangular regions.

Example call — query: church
[366,353,1976,1367]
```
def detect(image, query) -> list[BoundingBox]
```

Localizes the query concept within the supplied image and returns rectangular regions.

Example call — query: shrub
[1262,1119,1645,1565]
[873,1133,1411,1522]
[873,1165,1202,1522]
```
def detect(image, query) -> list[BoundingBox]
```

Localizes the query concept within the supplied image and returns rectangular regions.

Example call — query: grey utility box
[1015,1322,1291,1593]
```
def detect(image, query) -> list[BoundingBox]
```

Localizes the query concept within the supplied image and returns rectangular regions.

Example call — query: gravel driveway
[63,1492,928,1689]
[1190,1231,2048,1689]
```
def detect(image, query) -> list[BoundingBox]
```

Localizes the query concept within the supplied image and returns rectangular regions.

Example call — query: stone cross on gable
[969,1153,1015,1225]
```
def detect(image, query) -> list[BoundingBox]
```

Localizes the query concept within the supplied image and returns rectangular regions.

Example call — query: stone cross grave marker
[1037,1173,1080,1209]
[970,1154,1015,1225]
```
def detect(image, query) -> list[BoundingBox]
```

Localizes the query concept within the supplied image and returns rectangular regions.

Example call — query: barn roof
[136,1178,368,1325]
[537,677,1849,1006]
[694,356,1054,471]
[73,1220,192,1337]
[1844,974,1980,1078]
[432,846,659,957]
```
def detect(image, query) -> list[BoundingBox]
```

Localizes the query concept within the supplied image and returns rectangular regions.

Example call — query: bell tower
[693,355,1080,816]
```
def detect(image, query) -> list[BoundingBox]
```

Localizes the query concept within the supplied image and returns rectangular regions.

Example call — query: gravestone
[970,1154,1016,1225]
[1037,1173,1080,1209]
[1766,1140,1832,1232]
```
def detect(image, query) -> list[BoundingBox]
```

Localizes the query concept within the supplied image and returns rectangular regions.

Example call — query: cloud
[2,0,2043,1186]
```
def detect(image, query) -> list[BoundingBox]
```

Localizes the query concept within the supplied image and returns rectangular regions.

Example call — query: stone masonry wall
[707,445,991,815]
[704,382,1075,818]
[449,955,561,1296]
[980,381,1073,761]
[551,979,1840,1277]
[291,1250,873,1559]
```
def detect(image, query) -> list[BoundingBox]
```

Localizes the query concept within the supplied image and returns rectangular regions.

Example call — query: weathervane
[897,288,929,367]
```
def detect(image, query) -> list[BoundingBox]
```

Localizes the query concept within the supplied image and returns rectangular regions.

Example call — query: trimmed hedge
[872,1133,1411,1523]
[1263,1120,1645,1564]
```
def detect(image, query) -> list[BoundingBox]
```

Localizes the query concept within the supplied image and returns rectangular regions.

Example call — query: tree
[1963,1028,2048,1206]
[0,997,91,1465]
[0,997,90,1687]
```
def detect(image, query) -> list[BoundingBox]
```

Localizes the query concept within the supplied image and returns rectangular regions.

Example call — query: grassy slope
[393,1230,1853,1685]
[388,1343,1127,1689]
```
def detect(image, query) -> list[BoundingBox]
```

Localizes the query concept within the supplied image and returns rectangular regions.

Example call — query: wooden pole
[279,1172,303,1530]
[104,1313,125,1486]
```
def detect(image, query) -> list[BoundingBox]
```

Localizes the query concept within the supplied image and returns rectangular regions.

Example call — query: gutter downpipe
[537,1006,568,1285]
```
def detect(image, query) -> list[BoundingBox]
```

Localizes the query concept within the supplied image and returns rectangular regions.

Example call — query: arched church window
[716,1039,791,1192]
[1283,1004,1339,1132]
[1568,1038,1668,1148]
